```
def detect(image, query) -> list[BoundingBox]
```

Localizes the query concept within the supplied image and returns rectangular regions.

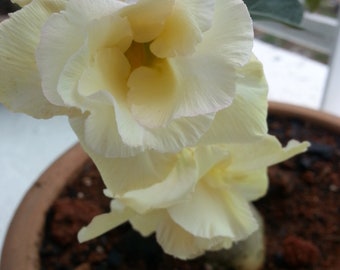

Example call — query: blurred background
[0,0,339,257]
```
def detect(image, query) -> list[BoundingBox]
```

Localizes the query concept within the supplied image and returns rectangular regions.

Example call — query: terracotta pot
[0,145,89,270]
[1,102,339,269]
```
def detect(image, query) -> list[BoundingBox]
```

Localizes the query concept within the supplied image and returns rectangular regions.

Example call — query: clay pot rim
[1,101,339,269]
[0,144,89,270]
[268,101,340,134]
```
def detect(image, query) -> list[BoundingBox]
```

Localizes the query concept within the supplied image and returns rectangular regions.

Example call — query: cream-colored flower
[78,136,310,259]
[71,55,269,196]
[0,0,266,157]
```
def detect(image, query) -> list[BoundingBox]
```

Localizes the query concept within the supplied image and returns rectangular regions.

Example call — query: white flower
[78,136,310,259]
[0,0,266,157]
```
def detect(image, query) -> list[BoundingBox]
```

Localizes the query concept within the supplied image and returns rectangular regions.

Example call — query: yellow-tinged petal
[71,89,215,158]
[119,0,174,43]
[168,55,236,119]
[127,59,176,128]
[222,169,269,202]
[205,207,265,270]
[156,213,232,259]
[130,210,165,237]
[168,181,258,240]
[198,0,253,67]
[57,44,89,109]
[87,14,132,59]
[70,106,140,158]
[150,1,201,58]
[127,55,235,128]
[0,0,69,118]
[58,43,130,110]
[118,148,197,213]
[199,56,268,144]
[37,0,126,106]
[78,200,134,243]
[181,0,215,32]
[227,135,310,172]
[114,93,215,154]
[194,145,230,179]
[70,115,178,193]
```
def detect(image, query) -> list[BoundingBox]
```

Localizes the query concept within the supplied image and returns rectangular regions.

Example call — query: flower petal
[149,1,202,58]
[118,148,197,213]
[37,0,126,106]
[228,135,310,172]
[181,0,215,32]
[195,145,230,179]
[70,115,178,193]
[224,169,269,202]
[127,55,235,128]
[169,55,235,119]
[168,181,258,240]
[115,94,215,154]
[156,213,232,259]
[127,59,176,128]
[78,200,133,243]
[58,45,131,109]
[198,0,253,67]
[120,0,174,42]
[87,14,132,58]
[130,210,165,237]
[199,56,268,144]
[0,0,68,118]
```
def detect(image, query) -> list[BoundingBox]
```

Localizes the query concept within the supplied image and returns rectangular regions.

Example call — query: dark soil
[39,114,340,270]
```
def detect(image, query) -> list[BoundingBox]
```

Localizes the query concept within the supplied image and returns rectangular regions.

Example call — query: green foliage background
[244,0,304,26]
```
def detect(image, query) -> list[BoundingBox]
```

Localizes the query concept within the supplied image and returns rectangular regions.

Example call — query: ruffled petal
[195,145,230,179]
[199,56,268,144]
[115,93,215,154]
[87,14,132,58]
[127,55,234,128]
[228,135,310,172]
[130,210,165,237]
[198,0,253,67]
[56,44,89,108]
[181,0,215,32]
[0,0,69,118]
[168,182,258,240]
[170,54,236,119]
[119,0,174,43]
[149,1,202,58]
[156,213,232,259]
[127,59,176,128]
[36,0,127,106]
[70,115,178,193]
[59,44,131,109]
[223,169,269,202]
[118,148,197,213]
[78,200,133,243]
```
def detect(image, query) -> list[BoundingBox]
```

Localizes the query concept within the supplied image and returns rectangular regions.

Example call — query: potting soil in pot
[40,114,340,270]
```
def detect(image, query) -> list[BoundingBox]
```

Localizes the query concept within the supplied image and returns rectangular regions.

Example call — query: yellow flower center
[125,42,156,71]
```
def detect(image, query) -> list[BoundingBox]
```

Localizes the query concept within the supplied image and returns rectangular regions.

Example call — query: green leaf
[243,0,304,27]
[305,0,322,12]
